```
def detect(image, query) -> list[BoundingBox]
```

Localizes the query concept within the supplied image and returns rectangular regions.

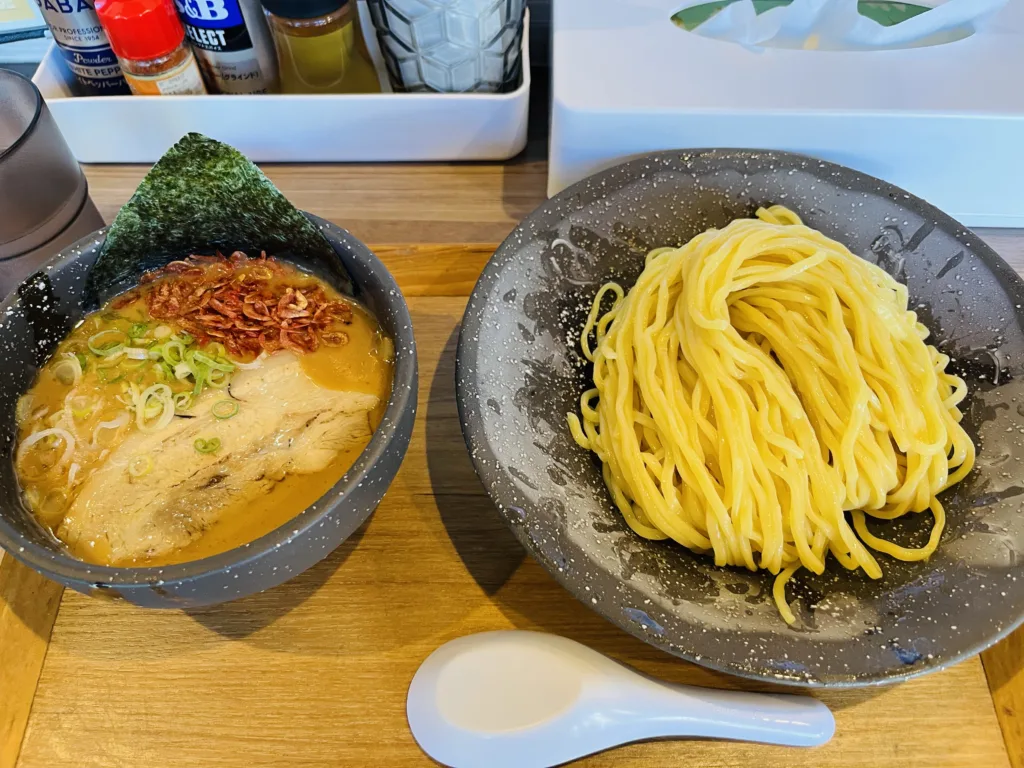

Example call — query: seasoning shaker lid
[94,0,185,61]
[260,0,348,20]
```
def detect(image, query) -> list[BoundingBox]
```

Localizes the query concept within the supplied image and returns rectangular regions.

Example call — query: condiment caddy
[31,4,530,162]
[39,0,525,97]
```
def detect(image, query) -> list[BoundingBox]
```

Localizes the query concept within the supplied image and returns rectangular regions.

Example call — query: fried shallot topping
[122,251,352,357]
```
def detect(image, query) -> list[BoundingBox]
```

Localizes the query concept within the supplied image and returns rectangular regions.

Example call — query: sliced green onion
[128,323,148,339]
[133,383,174,433]
[142,395,164,419]
[100,311,122,322]
[74,352,88,372]
[212,400,239,420]
[189,350,234,372]
[161,341,186,366]
[88,329,128,357]
[17,427,75,468]
[174,392,193,412]
[194,437,221,454]
[97,368,124,384]
[53,354,83,386]
[91,411,129,446]
[128,454,153,478]
[206,368,230,389]
[103,330,238,407]
[95,352,126,369]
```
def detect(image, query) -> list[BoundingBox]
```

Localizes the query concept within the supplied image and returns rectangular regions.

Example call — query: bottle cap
[261,0,348,20]
[94,0,185,62]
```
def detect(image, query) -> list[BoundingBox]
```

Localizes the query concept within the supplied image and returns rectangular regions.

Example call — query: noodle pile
[567,206,974,623]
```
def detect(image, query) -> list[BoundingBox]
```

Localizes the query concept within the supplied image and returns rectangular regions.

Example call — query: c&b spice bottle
[173,0,278,94]
[95,0,208,95]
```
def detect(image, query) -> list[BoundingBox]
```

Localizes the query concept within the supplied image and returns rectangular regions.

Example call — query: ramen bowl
[0,214,416,608]
[456,149,1024,686]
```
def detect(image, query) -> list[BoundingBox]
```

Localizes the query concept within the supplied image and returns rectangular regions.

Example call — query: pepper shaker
[366,0,526,93]
[95,0,208,95]
[33,0,130,95]
[174,0,279,94]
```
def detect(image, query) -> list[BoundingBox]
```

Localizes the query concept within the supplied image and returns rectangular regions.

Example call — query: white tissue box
[549,0,1024,227]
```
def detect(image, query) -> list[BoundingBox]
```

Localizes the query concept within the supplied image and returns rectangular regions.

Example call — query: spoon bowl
[407,631,835,768]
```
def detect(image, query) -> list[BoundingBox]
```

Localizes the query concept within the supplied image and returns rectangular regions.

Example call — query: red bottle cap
[94,0,185,62]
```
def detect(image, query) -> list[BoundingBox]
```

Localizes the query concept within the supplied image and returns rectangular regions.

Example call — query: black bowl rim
[455,147,1024,687]
[0,214,416,587]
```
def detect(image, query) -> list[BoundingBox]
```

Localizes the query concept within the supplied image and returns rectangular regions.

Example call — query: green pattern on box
[672,0,931,30]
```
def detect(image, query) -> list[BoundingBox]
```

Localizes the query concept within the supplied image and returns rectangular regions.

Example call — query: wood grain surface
[0,162,1019,767]
[83,162,550,245]
[13,297,1013,768]
[0,555,62,768]
[986,626,1024,768]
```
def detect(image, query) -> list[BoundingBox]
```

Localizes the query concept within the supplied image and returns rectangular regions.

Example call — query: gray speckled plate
[456,149,1024,687]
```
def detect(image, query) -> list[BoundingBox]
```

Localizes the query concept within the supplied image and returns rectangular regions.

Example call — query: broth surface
[15,255,392,566]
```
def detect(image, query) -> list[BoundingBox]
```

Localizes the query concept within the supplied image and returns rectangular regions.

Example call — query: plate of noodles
[456,149,1024,686]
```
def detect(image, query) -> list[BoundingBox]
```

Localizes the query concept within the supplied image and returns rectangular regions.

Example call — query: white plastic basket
[32,7,530,164]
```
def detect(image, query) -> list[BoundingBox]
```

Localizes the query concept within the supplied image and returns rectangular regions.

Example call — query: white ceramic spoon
[407,630,834,768]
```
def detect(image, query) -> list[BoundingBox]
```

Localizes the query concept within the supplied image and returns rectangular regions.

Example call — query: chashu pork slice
[60,351,379,564]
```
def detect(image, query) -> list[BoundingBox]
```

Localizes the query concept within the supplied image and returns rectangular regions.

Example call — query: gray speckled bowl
[456,149,1024,687]
[0,213,416,608]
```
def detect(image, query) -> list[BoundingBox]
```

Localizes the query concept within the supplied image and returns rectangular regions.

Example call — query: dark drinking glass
[0,69,104,297]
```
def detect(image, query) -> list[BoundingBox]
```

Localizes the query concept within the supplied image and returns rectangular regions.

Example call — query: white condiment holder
[548,0,1024,227]
[31,5,530,164]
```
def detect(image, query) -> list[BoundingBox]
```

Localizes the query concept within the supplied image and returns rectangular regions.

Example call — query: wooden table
[1,160,1022,768]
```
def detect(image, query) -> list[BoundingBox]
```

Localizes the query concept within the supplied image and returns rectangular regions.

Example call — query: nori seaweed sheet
[85,133,351,307]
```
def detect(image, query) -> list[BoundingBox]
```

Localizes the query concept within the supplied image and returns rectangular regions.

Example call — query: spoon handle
[610,678,835,747]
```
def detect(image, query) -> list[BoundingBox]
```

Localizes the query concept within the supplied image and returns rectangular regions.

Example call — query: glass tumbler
[366,0,526,93]
[0,70,104,298]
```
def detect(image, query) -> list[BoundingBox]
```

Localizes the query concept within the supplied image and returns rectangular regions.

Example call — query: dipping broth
[15,253,392,566]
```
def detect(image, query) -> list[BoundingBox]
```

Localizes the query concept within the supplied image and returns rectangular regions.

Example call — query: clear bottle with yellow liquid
[261,0,380,94]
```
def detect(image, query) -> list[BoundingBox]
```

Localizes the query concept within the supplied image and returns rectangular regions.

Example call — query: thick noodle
[567,206,975,624]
